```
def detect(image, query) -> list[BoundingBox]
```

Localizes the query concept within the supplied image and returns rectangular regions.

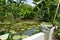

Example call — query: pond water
[0,21,41,40]
[10,27,41,40]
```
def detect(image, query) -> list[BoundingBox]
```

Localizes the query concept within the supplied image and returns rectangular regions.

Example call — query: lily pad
[21,35,29,38]
[10,30,16,34]
[13,35,21,39]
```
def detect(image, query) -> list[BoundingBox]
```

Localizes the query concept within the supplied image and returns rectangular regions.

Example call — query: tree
[33,0,59,22]
[0,0,34,22]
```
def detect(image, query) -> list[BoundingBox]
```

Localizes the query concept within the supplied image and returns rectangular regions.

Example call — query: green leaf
[33,0,40,2]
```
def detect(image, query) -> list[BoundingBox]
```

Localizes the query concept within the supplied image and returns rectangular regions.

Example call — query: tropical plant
[54,26,60,40]
[33,0,59,22]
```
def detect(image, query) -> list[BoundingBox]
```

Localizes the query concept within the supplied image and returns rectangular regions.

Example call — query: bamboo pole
[53,0,60,21]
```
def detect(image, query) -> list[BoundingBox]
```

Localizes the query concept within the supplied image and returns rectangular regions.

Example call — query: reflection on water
[11,27,41,40]
[23,27,37,36]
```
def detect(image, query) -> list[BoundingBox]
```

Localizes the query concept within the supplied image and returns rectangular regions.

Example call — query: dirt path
[45,29,54,40]
[45,29,50,40]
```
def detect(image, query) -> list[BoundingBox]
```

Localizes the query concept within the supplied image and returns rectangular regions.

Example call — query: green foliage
[19,4,34,19]
[33,0,40,2]
[0,0,34,22]
[33,0,59,22]
[54,26,60,39]
[52,20,59,26]
[0,0,5,3]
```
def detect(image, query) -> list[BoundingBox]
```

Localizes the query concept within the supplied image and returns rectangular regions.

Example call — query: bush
[54,26,60,40]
